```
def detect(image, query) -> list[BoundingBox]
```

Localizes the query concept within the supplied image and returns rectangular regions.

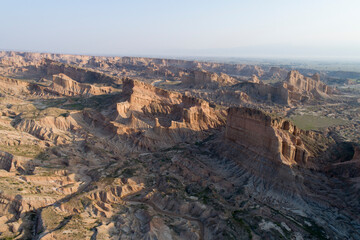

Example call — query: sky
[1,0,360,59]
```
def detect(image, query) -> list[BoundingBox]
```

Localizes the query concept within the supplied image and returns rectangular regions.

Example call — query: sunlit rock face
[110,78,226,150]
[284,70,334,103]
[180,69,238,88]
[0,51,359,239]
[51,73,113,96]
[225,107,309,166]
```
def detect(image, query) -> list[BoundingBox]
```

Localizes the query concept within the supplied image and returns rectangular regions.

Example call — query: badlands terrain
[0,51,359,239]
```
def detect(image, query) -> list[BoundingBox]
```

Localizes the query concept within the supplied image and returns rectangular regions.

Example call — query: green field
[0,144,43,158]
[290,114,347,130]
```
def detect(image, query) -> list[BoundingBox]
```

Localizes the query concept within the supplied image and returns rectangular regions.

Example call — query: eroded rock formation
[181,69,238,88]
[0,76,30,95]
[51,73,113,96]
[0,51,359,240]
[225,107,309,166]
[42,59,122,85]
[284,70,333,102]
[109,78,226,150]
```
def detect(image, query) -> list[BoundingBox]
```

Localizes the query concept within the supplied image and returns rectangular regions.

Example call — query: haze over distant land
[1,0,360,59]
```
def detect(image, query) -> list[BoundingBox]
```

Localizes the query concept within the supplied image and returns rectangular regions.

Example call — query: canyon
[0,51,359,239]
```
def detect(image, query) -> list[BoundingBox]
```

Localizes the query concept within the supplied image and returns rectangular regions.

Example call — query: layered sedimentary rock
[51,73,113,96]
[0,150,15,172]
[121,78,224,129]
[230,71,334,106]
[181,69,238,88]
[0,150,31,174]
[12,114,79,145]
[0,75,65,97]
[1,51,359,239]
[0,75,51,97]
[108,78,226,150]
[0,51,266,83]
[261,67,288,81]
[0,76,30,95]
[225,107,309,166]
[283,70,333,102]
[42,59,121,85]
[232,81,290,105]
[0,70,115,98]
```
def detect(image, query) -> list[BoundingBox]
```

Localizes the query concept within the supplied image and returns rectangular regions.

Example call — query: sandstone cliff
[12,114,79,145]
[51,73,114,96]
[225,107,309,166]
[0,150,16,172]
[0,75,63,97]
[230,81,290,105]
[42,59,121,86]
[0,51,266,83]
[103,78,227,150]
[0,76,30,95]
[120,78,225,130]
[283,70,333,102]
[181,69,238,88]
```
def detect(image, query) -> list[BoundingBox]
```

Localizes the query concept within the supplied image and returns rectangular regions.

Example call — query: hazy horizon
[1,0,360,59]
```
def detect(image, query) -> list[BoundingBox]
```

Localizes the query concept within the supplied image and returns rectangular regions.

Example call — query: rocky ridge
[284,70,334,102]
[108,78,226,150]
[225,107,310,166]
[0,51,358,239]
[180,69,238,88]
[51,73,114,97]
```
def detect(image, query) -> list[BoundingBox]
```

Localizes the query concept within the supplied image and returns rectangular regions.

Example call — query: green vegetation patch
[35,98,68,109]
[159,80,182,86]
[10,104,37,116]
[61,103,85,110]
[0,144,42,157]
[14,103,68,119]
[34,107,68,119]
[62,94,120,111]
[41,207,71,232]
[290,114,347,130]
[33,93,119,112]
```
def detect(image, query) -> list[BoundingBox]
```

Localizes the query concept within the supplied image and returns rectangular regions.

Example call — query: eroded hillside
[0,51,359,240]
